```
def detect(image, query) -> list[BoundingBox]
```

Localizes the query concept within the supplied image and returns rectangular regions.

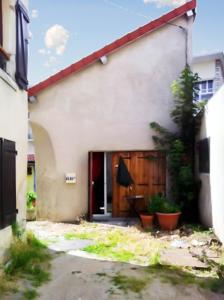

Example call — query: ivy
[150,66,206,218]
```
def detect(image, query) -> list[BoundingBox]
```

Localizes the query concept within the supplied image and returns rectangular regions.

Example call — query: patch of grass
[149,251,161,266]
[5,232,50,276]
[111,273,148,294]
[23,288,39,300]
[26,264,51,287]
[1,229,52,298]
[64,232,95,240]
[145,264,224,294]
[0,274,18,296]
[82,228,166,264]
[83,242,135,262]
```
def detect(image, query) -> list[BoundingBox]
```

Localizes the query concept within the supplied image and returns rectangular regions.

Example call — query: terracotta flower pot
[156,212,181,231]
[140,214,154,229]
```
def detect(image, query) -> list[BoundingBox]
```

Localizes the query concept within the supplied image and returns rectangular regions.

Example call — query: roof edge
[193,52,224,64]
[29,0,196,97]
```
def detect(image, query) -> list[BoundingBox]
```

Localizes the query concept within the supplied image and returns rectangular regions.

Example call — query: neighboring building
[27,122,36,193]
[192,52,224,101]
[197,85,224,243]
[0,0,29,258]
[28,1,196,222]
[193,52,224,243]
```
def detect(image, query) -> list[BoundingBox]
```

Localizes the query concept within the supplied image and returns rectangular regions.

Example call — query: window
[196,80,214,101]
[27,166,32,175]
[15,0,29,90]
[198,138,210,174]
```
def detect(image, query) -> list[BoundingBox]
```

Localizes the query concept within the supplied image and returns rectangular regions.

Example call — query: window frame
[196,80,214,101]
[0,0,10,71]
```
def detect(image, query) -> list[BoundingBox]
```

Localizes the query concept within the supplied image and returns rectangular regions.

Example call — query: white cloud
[45,25,69,56]
[38,48,46,55]
[43,56,57,68]
[31,9,39,18]
[143,0,187,7]
[28,30,33,40]
[49,56,57,63]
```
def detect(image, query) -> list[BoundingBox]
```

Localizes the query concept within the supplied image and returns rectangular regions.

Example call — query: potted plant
[139,201,154,229]
[140,194,161,228]
[26,191,37,221]
[153,194,181,231]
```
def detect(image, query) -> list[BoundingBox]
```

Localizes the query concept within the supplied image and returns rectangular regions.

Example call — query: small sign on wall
[65,173,76,184]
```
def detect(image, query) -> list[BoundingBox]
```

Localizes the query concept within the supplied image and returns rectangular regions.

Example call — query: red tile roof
[28,0,196,97]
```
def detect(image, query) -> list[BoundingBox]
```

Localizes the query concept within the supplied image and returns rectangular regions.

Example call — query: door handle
[92,181,95,185]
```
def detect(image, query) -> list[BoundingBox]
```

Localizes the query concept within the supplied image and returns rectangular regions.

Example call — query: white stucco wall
[198,85,224,243]
[0,0,28,259]
[30,16,193,222]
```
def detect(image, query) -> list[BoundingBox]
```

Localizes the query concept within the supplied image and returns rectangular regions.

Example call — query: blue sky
[28,0,224,86]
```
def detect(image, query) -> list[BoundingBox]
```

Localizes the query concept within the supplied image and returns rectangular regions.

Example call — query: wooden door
[112,151,166,217]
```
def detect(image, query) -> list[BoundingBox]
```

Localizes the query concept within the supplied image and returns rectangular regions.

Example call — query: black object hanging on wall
[116,156,134,187]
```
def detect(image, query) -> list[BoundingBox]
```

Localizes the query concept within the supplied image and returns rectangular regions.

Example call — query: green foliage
[149,194,180,214]
[148,194,166,214]
[111,273,148,294]
[64,232,97,240]
[1,229,51,299]
[27,191,37,209]
[150,66,205,213]
[11,221,25,239]
[5,232,49,276]
[82,228,166,264]
[23,288,39,300]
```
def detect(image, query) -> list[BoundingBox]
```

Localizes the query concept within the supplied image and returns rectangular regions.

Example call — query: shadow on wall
[30,122,58,220]
[198,174,212,228]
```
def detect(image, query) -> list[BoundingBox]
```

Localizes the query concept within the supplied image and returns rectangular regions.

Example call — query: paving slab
[48,239,94,252]
[161,248,208,268]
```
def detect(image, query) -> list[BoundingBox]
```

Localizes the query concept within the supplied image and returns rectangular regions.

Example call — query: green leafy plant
[148,194,166,214]
[27,191,37,209]
[149,194,180,214]
[150,66,205,219]
[11,221,25,239]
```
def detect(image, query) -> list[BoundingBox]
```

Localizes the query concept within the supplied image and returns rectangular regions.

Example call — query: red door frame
[88,152,93,221]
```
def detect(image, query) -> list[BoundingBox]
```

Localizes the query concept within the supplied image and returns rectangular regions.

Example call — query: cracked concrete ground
[37,254,222,300]
[21,221,224,300]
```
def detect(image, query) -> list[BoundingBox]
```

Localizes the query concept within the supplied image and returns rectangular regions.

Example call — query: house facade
[28,1,197,222]
[0,0,29,258]
[192,52,224,101]
[193,52,224,242]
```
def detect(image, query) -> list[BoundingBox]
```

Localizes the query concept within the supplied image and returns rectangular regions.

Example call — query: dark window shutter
[15,0,29,90]
[0,139,17,229]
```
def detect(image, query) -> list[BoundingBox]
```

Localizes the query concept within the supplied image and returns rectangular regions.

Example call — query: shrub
[148,194,180,214]
[27,191,37,209]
